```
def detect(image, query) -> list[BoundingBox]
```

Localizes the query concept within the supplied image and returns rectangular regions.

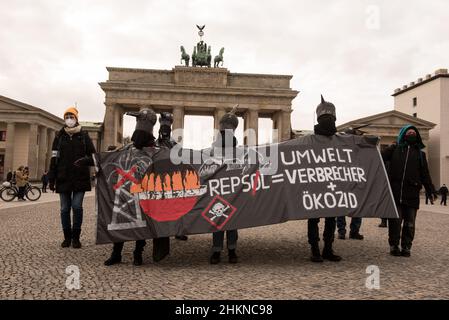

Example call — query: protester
[307,96,342,263]
[336,217,363,240]
[15,166,27,201]
[104,108,157,266]
[382,125,436,257]
[48,107,96,249]
[41,171,49,193]
[156,111,188,242]
[209,107,239,265]
[439,184,448,206]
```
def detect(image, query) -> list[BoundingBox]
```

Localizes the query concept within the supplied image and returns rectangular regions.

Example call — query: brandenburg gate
[100,66,298,150]
[99,27,298,150]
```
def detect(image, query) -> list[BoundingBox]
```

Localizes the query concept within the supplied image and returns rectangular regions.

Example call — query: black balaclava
[214,105,239,148]
[127,108,157,149]
[158,112,174,141]
[314,95,337,137]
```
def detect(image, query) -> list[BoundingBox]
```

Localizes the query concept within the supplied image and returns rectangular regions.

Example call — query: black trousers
[388,204,417,249]
[153,237,170,261]
[17,186,26,199]
[112,240,146,255]
[307,218,336,245]
[441,195,447,206]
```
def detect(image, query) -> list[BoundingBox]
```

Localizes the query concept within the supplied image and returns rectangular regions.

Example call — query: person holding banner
[103,108,158,266]
[156,111,189,242]
[307,96,342,263]
[209,107,239,265]
[382,125,436,257]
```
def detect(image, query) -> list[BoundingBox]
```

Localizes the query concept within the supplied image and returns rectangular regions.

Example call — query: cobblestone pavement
[1,195,448,300]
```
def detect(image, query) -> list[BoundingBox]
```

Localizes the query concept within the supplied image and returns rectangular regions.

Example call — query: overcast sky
[1,0,449,148]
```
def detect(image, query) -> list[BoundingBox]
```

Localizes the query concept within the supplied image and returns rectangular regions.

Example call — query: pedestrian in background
[15,166,27,201]
[439,184,448,206]
[41,171,49,193]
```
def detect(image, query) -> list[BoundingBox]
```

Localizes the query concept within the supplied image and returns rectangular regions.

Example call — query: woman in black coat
[382,125,436,257]
[48,107,96,249]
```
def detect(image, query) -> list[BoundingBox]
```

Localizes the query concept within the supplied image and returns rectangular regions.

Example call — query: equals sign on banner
[271,174,284,184]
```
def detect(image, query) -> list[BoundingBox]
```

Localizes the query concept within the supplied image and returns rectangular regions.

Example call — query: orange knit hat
[64,107,79,120]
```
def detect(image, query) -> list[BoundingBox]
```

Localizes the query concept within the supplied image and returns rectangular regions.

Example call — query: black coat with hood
[48,127,96,193]
[382,125,435,209]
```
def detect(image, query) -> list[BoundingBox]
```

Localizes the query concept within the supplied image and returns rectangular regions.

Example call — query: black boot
[379,219,388,228]
[349,232,364,240]
[310,243,323,263]
[228,249,238,264]
[72,229,82,249]
[390,245,401,256]
[401,247,411,257]
[61,229,72,248]
[104,243,123,266]
[133,251,143,266]
[322,243,342,262]
[338,232,346,240]
[210,251,221,264]
[175,235,188,241]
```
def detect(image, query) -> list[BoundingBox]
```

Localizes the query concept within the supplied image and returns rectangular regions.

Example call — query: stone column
[172,106,185,143]
[281,110,292,142]
[3,122,15,180]
[37,126,48,177]
[28,123,39,180]
[272,110,291,142]
[103,103,117,151]
[214,107,227,131]
[115,106,124,147]
[46,129,56,170]
[244,109,259,146]
[272,112,280,143]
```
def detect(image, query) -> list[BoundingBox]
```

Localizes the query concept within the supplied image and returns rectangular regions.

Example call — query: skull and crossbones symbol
[209,202,230,221]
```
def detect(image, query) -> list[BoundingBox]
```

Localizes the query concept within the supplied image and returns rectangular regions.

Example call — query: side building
[0,95,63,181]
[392,68,449,187]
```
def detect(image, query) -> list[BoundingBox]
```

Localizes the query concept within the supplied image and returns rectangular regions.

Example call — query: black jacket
[48,128,96,193]
[382,144,434,209]
[440,186,448,196]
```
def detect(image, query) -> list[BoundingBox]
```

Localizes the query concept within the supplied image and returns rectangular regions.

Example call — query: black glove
[74,156,94,167]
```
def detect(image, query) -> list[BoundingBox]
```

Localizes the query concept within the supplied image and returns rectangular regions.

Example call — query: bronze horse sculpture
[214,47,224,68]
[180,46,190,67]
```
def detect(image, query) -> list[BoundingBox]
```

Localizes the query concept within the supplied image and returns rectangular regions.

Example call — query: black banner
[94,134,398,244]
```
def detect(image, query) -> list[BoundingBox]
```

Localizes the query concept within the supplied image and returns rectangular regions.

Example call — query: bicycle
[0,181,42,202]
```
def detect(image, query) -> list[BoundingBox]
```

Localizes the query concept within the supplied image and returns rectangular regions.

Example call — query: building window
[413,97,417,107]
[0,131,6,141]
[413,113,417,118]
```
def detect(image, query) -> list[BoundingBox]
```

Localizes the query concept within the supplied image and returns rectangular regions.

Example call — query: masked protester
[439,184,448,206]
[382,125,436,257]
[104,108,157,266]
[209,107,239,265]
[156,112,188,243]
[308,96,342,263]
[48,107,96,249]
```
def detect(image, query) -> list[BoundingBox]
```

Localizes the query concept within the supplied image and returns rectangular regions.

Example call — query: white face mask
[65,118,77,128]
